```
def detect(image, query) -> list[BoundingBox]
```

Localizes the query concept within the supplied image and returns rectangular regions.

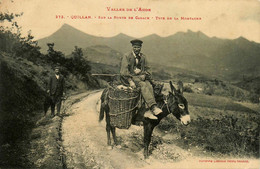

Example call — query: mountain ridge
[38,24,260,81]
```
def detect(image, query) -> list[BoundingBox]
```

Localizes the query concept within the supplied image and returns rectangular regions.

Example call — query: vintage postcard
[0,0,259,168]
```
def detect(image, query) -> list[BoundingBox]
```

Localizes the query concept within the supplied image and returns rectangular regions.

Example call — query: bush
[204,84,214,95]
[248,93,258,103]
[64,46,91,82]
[180,115,259,157]
[183,85,193,93]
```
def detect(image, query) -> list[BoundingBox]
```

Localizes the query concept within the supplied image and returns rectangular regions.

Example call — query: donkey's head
[166,81,191,126]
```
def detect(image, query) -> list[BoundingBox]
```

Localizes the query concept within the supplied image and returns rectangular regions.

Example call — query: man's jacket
[120,52,150,78]
[48,74,65,96]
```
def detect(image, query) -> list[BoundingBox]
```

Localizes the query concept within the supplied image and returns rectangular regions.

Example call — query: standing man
[120,39,162,119]
[47,66,65,117]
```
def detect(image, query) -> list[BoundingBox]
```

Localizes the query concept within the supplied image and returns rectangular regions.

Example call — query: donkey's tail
[99,102,105,122]
[99,88,108,122]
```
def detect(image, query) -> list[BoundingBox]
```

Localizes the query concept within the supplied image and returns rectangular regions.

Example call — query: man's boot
[144,110,158,120]
[151,105,163,115]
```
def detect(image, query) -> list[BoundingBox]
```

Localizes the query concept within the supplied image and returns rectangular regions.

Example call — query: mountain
[38,24,260,81]
[38,24,104,54]
[38,24,133,55]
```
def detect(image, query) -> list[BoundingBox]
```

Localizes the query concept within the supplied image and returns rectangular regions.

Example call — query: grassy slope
[185,93,257,113]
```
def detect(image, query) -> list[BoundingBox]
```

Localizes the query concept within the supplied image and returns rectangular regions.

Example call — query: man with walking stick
[47,66,66,117]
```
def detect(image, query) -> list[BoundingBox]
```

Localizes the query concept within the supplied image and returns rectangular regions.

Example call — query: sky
[0,0,260,42]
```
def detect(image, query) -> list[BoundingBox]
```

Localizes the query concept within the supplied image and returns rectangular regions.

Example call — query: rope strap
[160,95,171,114]
[108,95,139,101]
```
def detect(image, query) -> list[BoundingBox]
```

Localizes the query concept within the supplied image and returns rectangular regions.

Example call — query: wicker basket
[108,87,140,129]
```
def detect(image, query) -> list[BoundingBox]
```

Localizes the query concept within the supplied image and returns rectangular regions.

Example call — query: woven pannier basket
[108,87,140,129]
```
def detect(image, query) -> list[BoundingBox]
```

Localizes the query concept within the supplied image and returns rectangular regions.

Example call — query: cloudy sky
[1,0,260,42]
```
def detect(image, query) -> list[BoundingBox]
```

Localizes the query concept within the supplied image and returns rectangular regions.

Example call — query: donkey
[99,81,191,158]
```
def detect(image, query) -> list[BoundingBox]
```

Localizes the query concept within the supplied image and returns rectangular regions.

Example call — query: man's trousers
[132,76,156,108]
[50,95,62,115]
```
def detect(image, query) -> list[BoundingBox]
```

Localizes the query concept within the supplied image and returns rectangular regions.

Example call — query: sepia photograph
[0,0,259,168]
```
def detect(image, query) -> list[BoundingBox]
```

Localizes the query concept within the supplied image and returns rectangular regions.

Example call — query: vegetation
[185,77,258,103]
[185,93,257,113]
[65,46,92,81]
[0,11,98,168]
[158,110,259,158]
[0,12,42,61]
[185,115,259,157]
[183,85,193,93]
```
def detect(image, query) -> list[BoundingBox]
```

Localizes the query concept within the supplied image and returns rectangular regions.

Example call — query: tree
[0,11,41,61]
[46,43,65,64]
[65,46,91,82]
[0,12,22,52]
[72,46,83,58]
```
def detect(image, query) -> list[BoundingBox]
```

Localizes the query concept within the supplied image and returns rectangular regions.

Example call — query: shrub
[179,115,259,157]
[183,85,193,93]
[248,93,258,103]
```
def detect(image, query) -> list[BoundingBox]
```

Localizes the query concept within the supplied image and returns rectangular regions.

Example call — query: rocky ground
[23,92,92,169]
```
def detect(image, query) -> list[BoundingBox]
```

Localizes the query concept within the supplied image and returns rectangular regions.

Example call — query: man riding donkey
[99,40,191,158]
[120,39,162,120]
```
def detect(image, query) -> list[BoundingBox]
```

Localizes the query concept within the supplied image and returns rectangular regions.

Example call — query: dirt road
[62,91,258,169]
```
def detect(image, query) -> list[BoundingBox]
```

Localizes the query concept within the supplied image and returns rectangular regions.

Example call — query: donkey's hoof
[144,158,151,164]
[107,146,113,150]
[115,145,122,149]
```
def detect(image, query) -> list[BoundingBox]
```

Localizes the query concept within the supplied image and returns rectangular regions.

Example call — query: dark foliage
[158,115,259,157]
[0,60,45,144]
[65,46,91,82]
[188,115,259,157]
[183,85,193,93]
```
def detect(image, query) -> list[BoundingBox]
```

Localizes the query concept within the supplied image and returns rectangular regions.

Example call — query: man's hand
[139,74,146,81]
[134,68,141,75]
[129,80,136,88]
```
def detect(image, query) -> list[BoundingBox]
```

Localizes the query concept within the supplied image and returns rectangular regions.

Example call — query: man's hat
[130,39,143,46]
[54,66,60,70]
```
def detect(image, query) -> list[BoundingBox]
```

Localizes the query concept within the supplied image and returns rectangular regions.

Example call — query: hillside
[236,76,260,94]
[38,24,260,82]
[0,50,102,167]
[66,45,123,67]
[0,53,47,144]
[0,52,95,143]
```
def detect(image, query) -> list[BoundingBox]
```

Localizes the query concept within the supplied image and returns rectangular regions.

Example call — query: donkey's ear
[169,81,177,94]
[177,80,184,94]
[159,83,164,93]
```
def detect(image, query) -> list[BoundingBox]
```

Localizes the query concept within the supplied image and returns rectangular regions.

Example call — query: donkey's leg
[143,122,154,159]
[99,103,105,122]
[111,127,118,146]
[105,111,112,146]
[106,123,112,146]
